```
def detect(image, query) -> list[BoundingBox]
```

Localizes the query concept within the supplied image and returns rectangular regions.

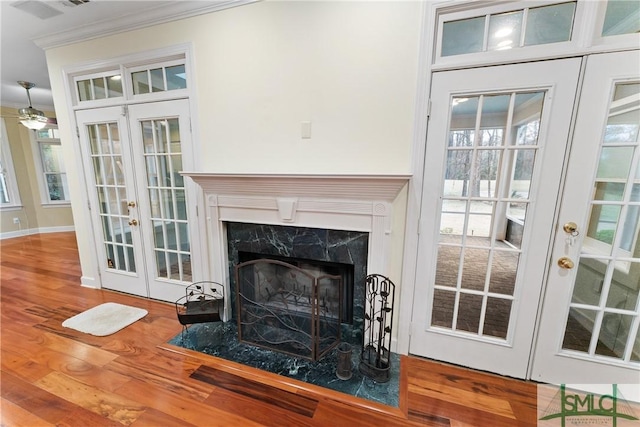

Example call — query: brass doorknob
[563,222,578,234]
[127,201,136,208]
[128,219,138,226]
[558,257,574,269]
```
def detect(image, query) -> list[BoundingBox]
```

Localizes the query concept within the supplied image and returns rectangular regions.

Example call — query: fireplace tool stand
[359,274,395,383]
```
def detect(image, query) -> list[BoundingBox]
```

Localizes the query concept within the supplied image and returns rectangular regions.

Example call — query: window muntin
[140,117,191,282]
[0,119,21,208]
[129,61,187,96]
[72,55,188,105]
[562,83,639,362]
[432,90,546,340]
[76,71,123,102]
[584,82,640,261]
[87,121,137,273]
[440,2,577,57]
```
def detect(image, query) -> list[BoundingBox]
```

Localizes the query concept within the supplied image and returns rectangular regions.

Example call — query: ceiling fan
[17,81,56,130]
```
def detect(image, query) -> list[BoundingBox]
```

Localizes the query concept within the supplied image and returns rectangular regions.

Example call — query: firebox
[235,259,342,360]
[226,222,369,346]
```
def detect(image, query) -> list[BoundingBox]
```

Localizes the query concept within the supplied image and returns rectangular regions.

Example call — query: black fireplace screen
[235,259,342,361]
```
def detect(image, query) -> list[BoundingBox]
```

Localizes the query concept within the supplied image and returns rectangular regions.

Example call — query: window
[0,119,22,208]
[72,54,188,105]
[33,128,70,204]
[129,60,187,95]
[440,2,577,57]
[602,0,640,37]
[584,82,640,266]
[75,71,123,102]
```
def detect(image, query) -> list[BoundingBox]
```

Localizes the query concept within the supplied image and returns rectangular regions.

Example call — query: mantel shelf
[181,172,411,202]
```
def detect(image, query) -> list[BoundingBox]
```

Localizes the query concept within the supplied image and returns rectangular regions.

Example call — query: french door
[532,51,640,385]
[411,52,640,383]
[410,58,582,378]
[76,99,200,302]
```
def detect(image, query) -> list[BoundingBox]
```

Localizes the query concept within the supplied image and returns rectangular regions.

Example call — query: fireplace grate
[235,259,342,361]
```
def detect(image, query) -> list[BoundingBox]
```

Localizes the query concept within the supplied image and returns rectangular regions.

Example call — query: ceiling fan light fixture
[18,108,49,130]
[17,81,48,130]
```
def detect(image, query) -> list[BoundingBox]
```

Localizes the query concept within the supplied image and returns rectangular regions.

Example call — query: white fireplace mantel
[182,172,411,322]
[182,173,411,202]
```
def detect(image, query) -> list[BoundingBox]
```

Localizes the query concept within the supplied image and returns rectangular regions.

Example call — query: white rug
[62,302,148,336]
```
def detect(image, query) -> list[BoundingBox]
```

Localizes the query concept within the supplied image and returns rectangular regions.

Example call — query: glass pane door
[88,121,136,274]
[77,101,197,302]
[532,50,640,386]
[410,58,582,378]
[140,117,191,282]
[76,106,148,297]
[561,82,640,363]
[433,92,545,340]
[128,99,199,302]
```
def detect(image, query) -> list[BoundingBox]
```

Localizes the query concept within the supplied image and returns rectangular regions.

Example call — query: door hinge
[76,126,80,138]
[426,99,432,118]
[87,199,91,211]
[121,105,128,117]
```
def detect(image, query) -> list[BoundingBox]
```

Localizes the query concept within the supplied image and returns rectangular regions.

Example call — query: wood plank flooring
[0,232,539,426]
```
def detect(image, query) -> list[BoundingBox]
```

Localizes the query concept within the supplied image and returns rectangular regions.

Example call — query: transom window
[76,71,123,102]
[73,57,188,105]
[440,2,577,57]
[129,60,187,96]
[602,0,640,37]
[434,0,640,67]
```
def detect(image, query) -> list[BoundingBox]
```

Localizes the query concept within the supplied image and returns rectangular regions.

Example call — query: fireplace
[227,222,368,346]
[181,173,410,353]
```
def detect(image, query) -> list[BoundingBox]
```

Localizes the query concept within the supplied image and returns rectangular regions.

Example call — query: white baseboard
[0,225,75,240]
[80,276,99,289]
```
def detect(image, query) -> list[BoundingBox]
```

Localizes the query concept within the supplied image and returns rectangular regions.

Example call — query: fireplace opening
[226,222,368,346]
[238,251,354,324]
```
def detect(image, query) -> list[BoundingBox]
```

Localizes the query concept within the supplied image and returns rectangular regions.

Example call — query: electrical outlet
[12,217,20,224]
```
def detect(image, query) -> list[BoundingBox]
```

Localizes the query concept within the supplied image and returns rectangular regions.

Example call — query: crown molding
[34,0,259,50]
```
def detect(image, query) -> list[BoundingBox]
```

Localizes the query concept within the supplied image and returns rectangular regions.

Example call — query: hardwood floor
[1,232,539,426]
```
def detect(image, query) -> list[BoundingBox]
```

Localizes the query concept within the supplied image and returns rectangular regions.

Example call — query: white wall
[45,0,422,288]
[192,1,421,174]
